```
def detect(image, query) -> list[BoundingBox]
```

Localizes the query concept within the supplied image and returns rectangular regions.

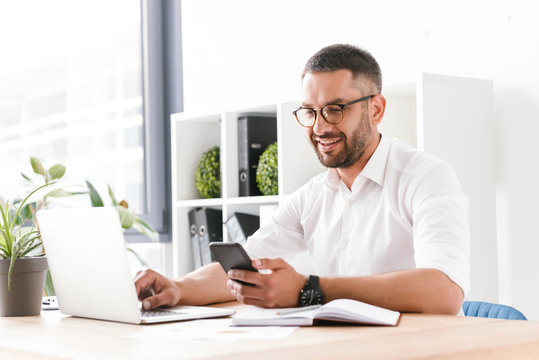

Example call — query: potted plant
[16,157,158,296]
[18,157,87,296]
[256,142,278,195]
[195,146,221,199]
[0,184,50,316]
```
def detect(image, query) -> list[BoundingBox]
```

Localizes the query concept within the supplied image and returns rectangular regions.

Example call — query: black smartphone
[209,242,257,286]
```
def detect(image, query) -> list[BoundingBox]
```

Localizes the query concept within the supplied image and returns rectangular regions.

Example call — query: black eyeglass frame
[292,94,376,127]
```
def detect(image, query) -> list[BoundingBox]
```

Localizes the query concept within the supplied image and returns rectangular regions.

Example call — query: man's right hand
[134,269,181,310]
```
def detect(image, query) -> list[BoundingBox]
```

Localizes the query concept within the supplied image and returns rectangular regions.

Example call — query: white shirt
[245,136,470,295]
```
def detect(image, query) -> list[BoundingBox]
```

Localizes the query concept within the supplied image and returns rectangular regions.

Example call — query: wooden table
[1,301,539,359]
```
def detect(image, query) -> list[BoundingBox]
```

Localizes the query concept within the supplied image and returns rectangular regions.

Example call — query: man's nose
[312,110,333,135]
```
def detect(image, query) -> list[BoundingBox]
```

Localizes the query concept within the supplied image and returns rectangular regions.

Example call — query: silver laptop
[37,207,235,324]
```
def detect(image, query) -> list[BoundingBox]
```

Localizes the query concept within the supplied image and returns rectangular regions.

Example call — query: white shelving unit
[170,102,324,277]
[170,73,496,303]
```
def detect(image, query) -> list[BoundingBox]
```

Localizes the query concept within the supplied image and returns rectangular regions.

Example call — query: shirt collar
[360,134,390,187]
[325,167,341,189]
[324,134,390,189]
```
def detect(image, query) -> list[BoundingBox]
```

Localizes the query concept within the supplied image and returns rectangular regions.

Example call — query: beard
[310,112,373,168]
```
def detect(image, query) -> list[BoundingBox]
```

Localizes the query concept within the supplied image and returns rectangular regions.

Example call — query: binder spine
[238,118,250,196]
[188,209,203,269]
[189,207,223,267]
[237,115,277,197]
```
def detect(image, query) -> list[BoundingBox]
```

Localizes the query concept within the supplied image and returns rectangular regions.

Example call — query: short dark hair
[302,44,382,93]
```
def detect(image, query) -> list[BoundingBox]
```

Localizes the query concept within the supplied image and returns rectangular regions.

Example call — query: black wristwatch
[299,275,324,307]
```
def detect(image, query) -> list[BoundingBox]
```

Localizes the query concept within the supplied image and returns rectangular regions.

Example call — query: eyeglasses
[292,94,376,127]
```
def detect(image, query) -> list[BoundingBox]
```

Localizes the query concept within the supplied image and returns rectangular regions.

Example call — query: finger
[252,257,289,271]
[138,286,156,300]
[227,280,264,302]
[233,286,278,308]
[141,289,177,310]
[134,271,158,297]
[228,269,263,286]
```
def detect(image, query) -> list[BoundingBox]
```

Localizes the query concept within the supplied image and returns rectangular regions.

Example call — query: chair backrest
[462,301,527,320]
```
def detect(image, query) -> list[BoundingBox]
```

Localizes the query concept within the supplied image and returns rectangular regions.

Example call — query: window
[0,0,178,243]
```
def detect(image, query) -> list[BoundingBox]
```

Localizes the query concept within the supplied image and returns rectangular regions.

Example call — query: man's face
[301,69,376,168]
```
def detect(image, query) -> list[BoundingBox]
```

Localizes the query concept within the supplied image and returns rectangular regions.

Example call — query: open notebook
[232,299,400,326]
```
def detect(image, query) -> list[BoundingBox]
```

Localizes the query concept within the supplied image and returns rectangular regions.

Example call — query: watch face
[300,289,323,306]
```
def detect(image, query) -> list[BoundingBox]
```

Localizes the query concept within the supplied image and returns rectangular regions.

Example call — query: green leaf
[46,189,88,198]
[0,230,9,258]
[8,254,16,291]
[126,246,148,267]
[115,205,135,229]
[30,157,46,176]
[133,218,159,242]
[16,230,41,257]
[107,184,118,206]
[20,172,34,182]
[134,217,157,233]
[46,189,78,198]
[86,180,104,207]
[0,243,9,258]
[20,238,42,257]
[0,200,13,252]
[45,189,72,198]
[0,229,10,258]
[10,183,54,232]
[17,202,36,224]
[48,164,66,180]
[44,271,55,296]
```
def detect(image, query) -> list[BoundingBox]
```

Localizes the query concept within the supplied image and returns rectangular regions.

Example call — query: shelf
[175,198,224,208]
[225,195,280,205]
[175,195,280,209]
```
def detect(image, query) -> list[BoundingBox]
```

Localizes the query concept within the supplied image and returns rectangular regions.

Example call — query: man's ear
[370,94,386,126]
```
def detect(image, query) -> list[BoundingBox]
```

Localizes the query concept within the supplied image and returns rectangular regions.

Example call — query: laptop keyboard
[141,309,187,317]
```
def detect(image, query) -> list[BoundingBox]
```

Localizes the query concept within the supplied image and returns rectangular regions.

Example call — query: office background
[1,0,539,320]
[182,0,539,320]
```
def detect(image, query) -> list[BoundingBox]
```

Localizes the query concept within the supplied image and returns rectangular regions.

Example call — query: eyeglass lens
[295,105,343,126]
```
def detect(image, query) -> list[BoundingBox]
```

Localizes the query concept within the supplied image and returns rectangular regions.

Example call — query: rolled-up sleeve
[410,162,471,296]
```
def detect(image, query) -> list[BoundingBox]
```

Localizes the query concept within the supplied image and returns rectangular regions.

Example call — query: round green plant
[256,142,278,195]
[195,146,221,199]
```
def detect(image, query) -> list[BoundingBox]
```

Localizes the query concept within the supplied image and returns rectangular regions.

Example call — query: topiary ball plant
[195,145,221,198]
[256,142,278,195]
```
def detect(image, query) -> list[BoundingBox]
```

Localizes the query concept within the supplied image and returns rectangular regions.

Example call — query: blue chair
[462,301,527,320]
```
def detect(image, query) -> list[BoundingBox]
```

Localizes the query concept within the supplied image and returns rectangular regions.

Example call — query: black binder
[225,212,260,245]
[188,207,223,267]
[238,115,277,196]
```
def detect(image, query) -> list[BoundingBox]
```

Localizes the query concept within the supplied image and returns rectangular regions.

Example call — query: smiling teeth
[319,139,339,145]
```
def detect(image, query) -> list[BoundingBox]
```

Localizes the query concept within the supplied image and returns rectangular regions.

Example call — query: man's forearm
[320,268,464,314]
[175,263,235,305]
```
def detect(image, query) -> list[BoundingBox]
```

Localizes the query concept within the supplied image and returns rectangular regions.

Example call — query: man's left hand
[227,258,307,308]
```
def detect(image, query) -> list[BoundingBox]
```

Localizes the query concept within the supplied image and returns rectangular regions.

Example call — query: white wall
[181,0,539,320]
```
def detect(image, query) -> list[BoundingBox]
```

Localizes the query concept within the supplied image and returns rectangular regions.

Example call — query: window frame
[126,0,183,243]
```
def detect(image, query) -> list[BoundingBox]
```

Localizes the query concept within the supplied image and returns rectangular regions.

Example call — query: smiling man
[135,44,470,314]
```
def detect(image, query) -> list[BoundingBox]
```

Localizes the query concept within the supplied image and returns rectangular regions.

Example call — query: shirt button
[343,237,350,245]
